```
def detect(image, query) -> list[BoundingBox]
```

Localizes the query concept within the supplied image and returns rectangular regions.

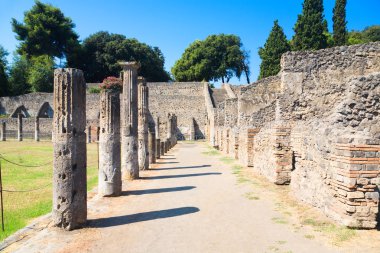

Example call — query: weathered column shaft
[148,130,156,164]
[17,113,23,141]
[189,118,195,141]
[138,77,149,170]
[52,68,87,230]
[161,141,165,155]
[87,126,91,143]
[155,117,161,159]
[35,117,40,141]
[120,62,140,179]
[1,122,6,141]
[99,90,121,197]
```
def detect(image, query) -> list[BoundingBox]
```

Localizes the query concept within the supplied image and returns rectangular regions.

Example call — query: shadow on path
[152,165,211,171]
[122,186,196,196]
[141,172,222,180]
[88,207,200,228]
[156,161,179,164]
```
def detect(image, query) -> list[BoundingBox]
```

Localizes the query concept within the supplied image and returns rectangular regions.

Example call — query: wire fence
[2,130,52,141]
[0,152,53,232]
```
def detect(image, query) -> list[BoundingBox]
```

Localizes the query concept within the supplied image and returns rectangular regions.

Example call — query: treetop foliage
[258,20,290,80]
[12,0,79,60]
[292,0,328,51]
[172,34,249,83]
[333,0,347,46]
[78,31,170,83]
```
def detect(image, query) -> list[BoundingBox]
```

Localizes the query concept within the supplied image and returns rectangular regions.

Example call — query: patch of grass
[0,141,99,241]
[276,240,287,245]
[201,149,220,156]
[267,245,280,252]
[301,218,356,244]
[244,192,260,200]
[272,217,288,225]
[219,156,235,164]
[304,234,315,240]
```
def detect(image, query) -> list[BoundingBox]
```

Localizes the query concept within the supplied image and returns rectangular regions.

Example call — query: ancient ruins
[0,42,380,229]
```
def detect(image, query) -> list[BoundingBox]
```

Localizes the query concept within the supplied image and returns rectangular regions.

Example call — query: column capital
[119,61,140,71]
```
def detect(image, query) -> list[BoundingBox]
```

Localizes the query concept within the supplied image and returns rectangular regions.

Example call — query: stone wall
[147,82,207,140]
[209,42,380,228]
[0,82,210,141]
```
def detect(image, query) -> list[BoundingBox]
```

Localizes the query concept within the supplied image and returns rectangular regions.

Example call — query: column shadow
[122,186,196,196]
[152,165,211,171]
[88,207,200,228]
[156,161,179,164]
[141,172,222,180]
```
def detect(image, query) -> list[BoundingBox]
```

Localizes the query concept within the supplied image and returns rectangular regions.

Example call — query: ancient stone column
[167,114,172,148]
[87,126,91,143]
[52,68,87,230]
[98,89,121,197]
[138,77,149,171]
[35,117,40,142]
[148,129,156,164]
[161,141,165,155]
[155,117,161,159]
[189,118,195,141]
[120,62,140,179]
[17,113,23,141]
[0,122,5,141]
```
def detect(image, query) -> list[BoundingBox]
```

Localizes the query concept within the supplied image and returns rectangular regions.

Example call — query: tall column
[138,77,149,171]
[87,126,92,143]
[0,122,5,141]
[161,141,165,155]
[98,89,121,197]
[35,117,40,141]
[17,113,23,141]
[155,117,161,159]
[167,114,172,148]
[148,129,156,164]
[189,118,195,141]
[52,68,87,230]
[120,62,140,179]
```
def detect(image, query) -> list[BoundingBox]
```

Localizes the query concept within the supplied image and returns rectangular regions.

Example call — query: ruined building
[0,42,379,228]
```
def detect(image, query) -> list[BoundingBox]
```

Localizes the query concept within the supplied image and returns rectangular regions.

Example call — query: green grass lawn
[0,140,99,241]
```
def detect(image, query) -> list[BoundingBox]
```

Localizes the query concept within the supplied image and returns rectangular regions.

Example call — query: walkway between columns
[9,142,338,253]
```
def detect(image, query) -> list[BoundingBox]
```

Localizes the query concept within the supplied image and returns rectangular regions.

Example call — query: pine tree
[258,20,290,80]
[292,0,328,50]
[333,0,347,46]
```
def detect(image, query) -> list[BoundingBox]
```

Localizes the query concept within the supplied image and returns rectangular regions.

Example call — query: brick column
[34,117,40,141]
[189,118,195,141]
[120,62,140,179]
[52,68,87,230]
[329,141,380,228]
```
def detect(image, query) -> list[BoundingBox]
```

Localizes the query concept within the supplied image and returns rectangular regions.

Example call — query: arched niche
[10,105,30,118]
[37,102,54,118]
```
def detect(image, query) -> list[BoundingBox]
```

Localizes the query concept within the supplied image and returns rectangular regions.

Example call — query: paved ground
[6,142,342,253]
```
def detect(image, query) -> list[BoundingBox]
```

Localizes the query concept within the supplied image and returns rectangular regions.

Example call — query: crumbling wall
[147,82,207,140]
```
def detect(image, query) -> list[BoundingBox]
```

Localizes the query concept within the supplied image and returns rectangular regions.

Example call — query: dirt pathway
[7,142,341,253]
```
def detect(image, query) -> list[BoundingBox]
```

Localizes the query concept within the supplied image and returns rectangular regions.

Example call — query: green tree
[362,25,380,42]
[8,55,30,96]
[333,0,347,46]
[28,55,54,92]
[348,25,380,45]
[77,31,170,82]
[258,20,290,79]
[12,0,79,63]
[292,0,328,50]
[0,46,9,96]
[172,34,250,83]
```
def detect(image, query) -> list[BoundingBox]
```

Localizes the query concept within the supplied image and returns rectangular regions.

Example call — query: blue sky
[0,0,379,85]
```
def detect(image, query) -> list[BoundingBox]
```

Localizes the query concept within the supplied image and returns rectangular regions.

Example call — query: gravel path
[8,142,339,253]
